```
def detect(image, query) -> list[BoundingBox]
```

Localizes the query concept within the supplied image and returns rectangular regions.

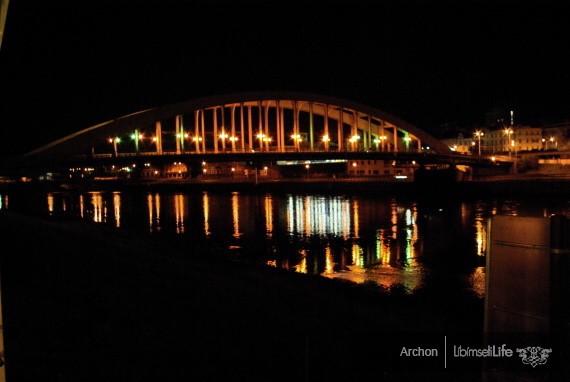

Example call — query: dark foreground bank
[0,211,483,382]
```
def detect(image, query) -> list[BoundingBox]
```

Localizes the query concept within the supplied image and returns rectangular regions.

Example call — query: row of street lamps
[107,130,411,155]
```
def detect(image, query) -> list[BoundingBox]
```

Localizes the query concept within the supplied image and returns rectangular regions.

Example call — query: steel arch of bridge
[23,91,452,161]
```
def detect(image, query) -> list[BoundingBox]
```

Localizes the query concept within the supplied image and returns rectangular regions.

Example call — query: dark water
[2,189,570,296]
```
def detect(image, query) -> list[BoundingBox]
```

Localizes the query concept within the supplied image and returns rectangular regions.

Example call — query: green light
[131,134,136,139]
[115,138,121,143]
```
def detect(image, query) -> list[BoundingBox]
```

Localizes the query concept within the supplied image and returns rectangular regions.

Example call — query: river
[2,188,569,297]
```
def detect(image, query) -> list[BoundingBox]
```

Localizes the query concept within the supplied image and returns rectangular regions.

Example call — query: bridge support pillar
[213,107,219,153]
[324,104,329,151]
[393,126,398,152]
[175,115,181,154]
[338,107,343,151]
[247,105,253,151]
[275,100,282,152]
[240,103,245,152]
[155,121,163,155]
[134,129,140,154]
[309,102,314,152]
[194,110,201,153]
[201,109,206,153]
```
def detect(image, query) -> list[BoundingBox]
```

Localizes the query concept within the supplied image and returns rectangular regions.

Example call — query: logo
[516,346,552,368]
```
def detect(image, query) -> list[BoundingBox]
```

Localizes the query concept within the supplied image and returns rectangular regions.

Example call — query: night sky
[1,0,569,159]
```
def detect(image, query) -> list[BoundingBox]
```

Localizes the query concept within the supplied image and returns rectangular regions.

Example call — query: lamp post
[130,131,143,153]
[291,134,302,152]
[403,136,412,152]
[503,128,513,157]
[108,137,121,157]
[192,136,202,153]
[475,130,484,156]
[550,136,557,150]
[322,135,330,151]
[349,135,360,151]
[257,133,265,151]
[219,131,228,152]
[229,136,239,152]
[263,137,272,151]
[380,135,387,151]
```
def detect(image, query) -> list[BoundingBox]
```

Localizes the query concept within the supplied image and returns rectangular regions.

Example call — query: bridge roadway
[74,150,506,168]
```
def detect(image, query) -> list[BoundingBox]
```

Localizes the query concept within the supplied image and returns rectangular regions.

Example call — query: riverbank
[0,211,483,381]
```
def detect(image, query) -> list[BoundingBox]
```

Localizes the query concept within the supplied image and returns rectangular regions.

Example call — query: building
[442,125,544,154]
[346,159,416,178]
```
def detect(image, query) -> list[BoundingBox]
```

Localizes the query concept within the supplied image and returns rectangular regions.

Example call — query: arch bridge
[11,91,506,175]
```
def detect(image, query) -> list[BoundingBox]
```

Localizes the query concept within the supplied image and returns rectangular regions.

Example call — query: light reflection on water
[8,190,570,295]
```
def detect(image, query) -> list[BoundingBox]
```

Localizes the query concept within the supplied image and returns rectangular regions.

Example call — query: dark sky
[1,0,569,158]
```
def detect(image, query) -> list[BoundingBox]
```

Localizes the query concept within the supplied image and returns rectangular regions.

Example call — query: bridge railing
[92,146,428,158]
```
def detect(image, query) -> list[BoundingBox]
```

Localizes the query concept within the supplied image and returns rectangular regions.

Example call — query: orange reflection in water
[377,229,391,264]
[303,197,311,236]
[391,201,398,239]
[474,219,486,257]
[113,192,121,228]
[294,250,308,274]
[173,193,186,234]
[324,245,334,274]
[47,193,54,215]
[352,198,360,239]
[147,193,161,232]
[79,194,85,218]
[202,192,211,236]
[232,192,241,238]
[264,194,274,237]
[91,192,104,223]
[351,243,364,267]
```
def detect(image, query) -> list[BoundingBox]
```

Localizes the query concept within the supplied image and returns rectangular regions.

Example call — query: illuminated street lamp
[291,134,302,152]
[550,136,557,149]
[349,135,361,151]
[474,130,484,156]
[374,135,387,151]
[403,136,412,151]
[503,128,513,157]
[108,137,121,156]
[229,136,239,152]
[192,136,203,153]
[257,133,266,150]
[130,131,143,153]
[219,131,229,152]
[322,135,330,151]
